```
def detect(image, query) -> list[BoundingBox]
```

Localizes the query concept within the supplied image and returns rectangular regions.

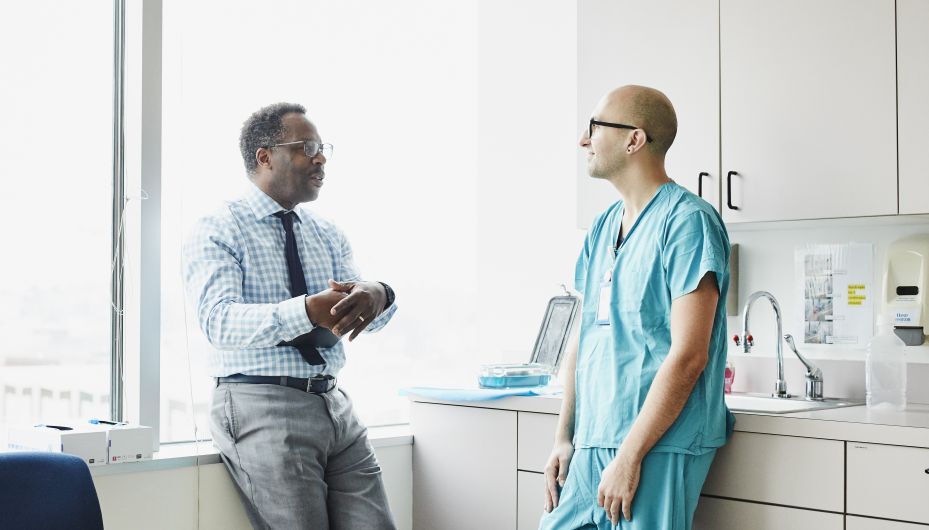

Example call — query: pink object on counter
[724,363,735,394]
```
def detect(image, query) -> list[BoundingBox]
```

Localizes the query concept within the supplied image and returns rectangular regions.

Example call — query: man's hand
[327,280,387,341]
[304,289,349,330]
[543,439,574,513]
[597,451,641,524]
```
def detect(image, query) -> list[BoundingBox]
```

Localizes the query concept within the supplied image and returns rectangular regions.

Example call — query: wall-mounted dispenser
[882,234,929,346]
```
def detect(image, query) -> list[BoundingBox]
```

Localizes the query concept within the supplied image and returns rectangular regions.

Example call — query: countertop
[408,394,929,448]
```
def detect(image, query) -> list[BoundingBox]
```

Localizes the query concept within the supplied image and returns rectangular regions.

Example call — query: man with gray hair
[184,102,397,529]
[540,86,733,529]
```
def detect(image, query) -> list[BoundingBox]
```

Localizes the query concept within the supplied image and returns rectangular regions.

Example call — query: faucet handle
[784,333,824,400]
[733,333,754,348]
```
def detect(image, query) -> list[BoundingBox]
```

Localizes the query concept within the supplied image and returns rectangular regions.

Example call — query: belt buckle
[307,375,334,394]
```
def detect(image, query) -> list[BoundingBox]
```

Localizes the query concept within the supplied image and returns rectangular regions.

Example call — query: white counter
[408,394,929,448]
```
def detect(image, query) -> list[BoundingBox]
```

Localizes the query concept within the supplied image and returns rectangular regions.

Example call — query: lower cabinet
[517,471,545,530]
[847,442,929,525]
[701,431,845,511]
[694,497,844,530]
[410,402,517,530]
[410,399,929,530]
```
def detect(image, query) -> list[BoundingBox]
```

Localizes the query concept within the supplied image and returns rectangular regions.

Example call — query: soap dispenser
[882,234,929,346]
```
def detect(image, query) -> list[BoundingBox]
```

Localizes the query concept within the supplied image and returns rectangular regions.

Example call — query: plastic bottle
[723,360,735,394]
[866,315,907,410]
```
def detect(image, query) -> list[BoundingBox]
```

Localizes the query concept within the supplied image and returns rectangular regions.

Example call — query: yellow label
[848,301,862,306]
[848,284,866,290]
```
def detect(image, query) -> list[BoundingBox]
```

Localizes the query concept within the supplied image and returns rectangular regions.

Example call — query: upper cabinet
[577,0,720,228]
[720,0,897,223]
[898,0,929,215]
[578,0,906,227]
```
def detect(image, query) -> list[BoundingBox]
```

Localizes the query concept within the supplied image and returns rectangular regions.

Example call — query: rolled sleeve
[662,210,729,300]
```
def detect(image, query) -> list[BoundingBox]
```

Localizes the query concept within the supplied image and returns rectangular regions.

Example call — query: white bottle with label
[866,315,907,410]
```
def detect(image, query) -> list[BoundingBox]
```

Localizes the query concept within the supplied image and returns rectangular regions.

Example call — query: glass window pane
[160,0,478,442]
[0,2,114,428]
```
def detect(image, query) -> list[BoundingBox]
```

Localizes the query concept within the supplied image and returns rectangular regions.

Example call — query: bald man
[539,86,734,530]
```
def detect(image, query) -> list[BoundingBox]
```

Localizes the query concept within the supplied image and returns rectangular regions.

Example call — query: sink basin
[725,393,863,414]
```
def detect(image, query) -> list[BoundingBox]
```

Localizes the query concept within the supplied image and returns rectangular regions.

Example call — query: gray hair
[239,102,307,174]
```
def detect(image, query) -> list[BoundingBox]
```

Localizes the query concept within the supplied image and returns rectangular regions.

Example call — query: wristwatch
[377,281,395,311]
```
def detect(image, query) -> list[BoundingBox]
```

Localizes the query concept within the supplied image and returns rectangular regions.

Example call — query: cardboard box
[6,424,107,467]
[88,422,153,463]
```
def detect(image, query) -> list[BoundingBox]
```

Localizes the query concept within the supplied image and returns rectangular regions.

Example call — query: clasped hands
[304,280,387,341]
[544,441,642,525]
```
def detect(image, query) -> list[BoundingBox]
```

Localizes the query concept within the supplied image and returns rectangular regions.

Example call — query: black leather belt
[217,373,337,394]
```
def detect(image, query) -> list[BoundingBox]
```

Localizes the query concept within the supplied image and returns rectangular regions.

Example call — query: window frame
[113,0,165,449]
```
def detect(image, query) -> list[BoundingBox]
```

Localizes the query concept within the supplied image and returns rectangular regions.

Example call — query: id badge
[596,270,611,325]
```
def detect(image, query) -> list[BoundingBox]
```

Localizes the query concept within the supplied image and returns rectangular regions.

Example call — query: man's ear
[256,147,272,170]
[627,130,648,153]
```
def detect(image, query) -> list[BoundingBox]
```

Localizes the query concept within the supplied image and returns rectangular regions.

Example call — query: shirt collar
[244,182,310,223]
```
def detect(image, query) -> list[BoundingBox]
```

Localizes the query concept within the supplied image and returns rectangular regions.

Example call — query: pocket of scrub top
[617,267,663,326]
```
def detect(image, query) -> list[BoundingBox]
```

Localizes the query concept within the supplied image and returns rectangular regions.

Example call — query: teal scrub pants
[538,447,716,530]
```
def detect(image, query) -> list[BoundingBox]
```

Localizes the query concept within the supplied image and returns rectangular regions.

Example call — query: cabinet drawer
[517,471,545,530]
[701,432,844,511]
[694,497,843,530]
[847,442,929,524]
[517,412,558,473]
[847,515,928,530]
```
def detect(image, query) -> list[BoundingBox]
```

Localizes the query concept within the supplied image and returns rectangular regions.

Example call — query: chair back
[0,451,105,530]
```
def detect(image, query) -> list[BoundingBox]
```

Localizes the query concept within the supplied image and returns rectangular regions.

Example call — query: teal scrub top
[573,181,732,454]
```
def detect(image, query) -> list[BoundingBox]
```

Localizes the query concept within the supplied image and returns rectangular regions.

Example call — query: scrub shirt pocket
[617,268,646,316]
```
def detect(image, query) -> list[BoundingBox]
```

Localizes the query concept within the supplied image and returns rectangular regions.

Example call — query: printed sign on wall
[796,243,874,346]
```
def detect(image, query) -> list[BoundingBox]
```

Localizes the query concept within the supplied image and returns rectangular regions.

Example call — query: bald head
[600,85,677,156]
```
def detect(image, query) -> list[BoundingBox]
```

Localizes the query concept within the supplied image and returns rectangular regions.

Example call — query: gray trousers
[211,382,397,530]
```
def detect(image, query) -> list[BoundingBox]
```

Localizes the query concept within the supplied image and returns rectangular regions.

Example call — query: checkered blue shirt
[183,183,396,377]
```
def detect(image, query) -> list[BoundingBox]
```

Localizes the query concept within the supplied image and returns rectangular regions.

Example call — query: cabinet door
[898,0,929,215]
[411,402,517,530]
[577,0,720,229]
[701,431,844,511]
[694,497,844,530]
[517,412,558,473]
[720,0,897,222]
[517,471,546,530]
[847,442,929,524]
[847,515,929,530]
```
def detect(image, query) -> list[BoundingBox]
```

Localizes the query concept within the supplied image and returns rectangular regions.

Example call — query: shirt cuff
[279,295,314,340]
[366,302,397,333]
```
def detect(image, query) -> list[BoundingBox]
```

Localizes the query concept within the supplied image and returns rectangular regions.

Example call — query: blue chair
[0,451,104,529]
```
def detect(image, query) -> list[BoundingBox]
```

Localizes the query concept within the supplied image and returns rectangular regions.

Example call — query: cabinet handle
[698,172,709,198]
[726,171,740,210]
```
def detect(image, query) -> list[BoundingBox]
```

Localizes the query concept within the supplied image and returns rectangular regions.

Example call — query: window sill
[89,424,412,477]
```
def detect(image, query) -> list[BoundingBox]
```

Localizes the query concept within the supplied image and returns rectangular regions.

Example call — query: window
[0,2,114,426]
[159,0,479,441]
[0,0,575,445]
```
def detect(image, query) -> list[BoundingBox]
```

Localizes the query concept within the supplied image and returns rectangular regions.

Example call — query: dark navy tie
[274,211,329,366]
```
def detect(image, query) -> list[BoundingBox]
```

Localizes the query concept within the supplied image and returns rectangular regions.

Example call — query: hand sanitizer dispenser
[882,234,929,345]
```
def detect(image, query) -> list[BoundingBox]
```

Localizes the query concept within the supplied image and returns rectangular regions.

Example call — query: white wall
[92,444,412,530]
[474,0,583,369]
[725,218,929,403]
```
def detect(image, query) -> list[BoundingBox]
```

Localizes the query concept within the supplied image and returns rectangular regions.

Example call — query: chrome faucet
[734,291,788,398]
[784,334,824,401]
